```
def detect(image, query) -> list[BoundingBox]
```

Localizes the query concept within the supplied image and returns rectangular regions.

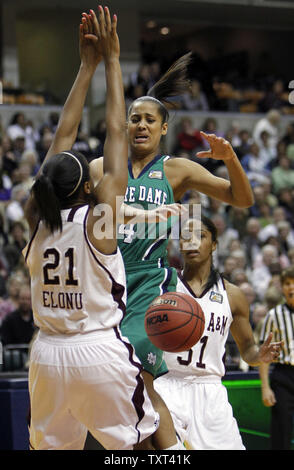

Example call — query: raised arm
[25,14,102,232]
[86,6,128,254]
[165,133,254,207]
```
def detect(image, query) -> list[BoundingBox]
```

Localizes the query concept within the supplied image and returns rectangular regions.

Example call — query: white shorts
[155,375,245,450]
[29,329,159,450]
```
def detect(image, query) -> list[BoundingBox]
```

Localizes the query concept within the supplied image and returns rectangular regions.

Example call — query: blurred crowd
[125,54,294,115]
[0,84,294,371]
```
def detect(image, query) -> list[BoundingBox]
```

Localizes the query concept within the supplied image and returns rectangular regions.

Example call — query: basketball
[144,292,205,353]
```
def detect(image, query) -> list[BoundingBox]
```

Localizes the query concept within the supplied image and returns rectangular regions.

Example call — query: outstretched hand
[83,6,120,62]
[258,332,283,364]
[79,12,102,70]
[196,132,236,161]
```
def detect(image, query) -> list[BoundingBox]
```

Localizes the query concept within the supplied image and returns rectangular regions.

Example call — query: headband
[62,152,83,197]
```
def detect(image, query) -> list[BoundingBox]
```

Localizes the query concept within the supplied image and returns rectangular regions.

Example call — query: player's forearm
[103,57,128,176]
[240,342,262,366]
[258,362,271,389]
[224,152,254,208]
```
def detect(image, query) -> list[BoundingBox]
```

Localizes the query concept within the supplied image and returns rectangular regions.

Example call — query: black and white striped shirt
[260,303,294,366]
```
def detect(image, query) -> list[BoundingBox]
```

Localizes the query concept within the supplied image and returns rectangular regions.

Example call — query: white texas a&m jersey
[23,205,127,335]
[163,275,233,380]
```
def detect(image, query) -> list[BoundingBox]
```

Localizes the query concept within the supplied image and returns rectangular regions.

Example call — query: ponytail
[32,174,62,233]
[128,52,192,123]
[147,52,192,108]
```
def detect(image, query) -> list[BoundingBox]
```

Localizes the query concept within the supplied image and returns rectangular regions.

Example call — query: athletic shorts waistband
[37,328,117,345]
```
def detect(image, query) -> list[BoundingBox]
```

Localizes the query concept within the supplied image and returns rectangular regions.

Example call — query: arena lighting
[146,20,157,28]
[160,27,170,35]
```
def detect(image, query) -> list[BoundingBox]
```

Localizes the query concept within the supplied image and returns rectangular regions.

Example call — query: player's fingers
[84,33,99,43]
[196,151,211,159]
[87,12,94,35]
[111,13,118,34]
[264,332,273,346]
[81,15,89,35]
[89,9,100,36]
[98,4,106,35]
[79,23,84,43]
[104,6,112,32]
[200,131,216,140]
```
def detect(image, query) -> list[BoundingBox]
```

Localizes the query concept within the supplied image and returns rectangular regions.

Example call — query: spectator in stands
[222,255,238,282]
[3,221,27,272]
[253,109,281,156]
[230,248,251,279]
[0,273,22,324]
[251,303,267,334]
[258,130,277,167]
[226,206,250,240]
[251,244,280,299]
[20,149,40,176]
[39,111,59,137]
[1,134,18,178]
[259,79,291,114]
[126,63,152,100]
[13,162,34,193]
[5,186,28,226]
[201,117,224,146]
[234,129,252,160]
[249,184,269,219]
[0,213,8,247]
[0,284,35,345]
[242,217,262,267]
[211,213,239,269]
[72,123,93,162]
[259,205,288,243]
[11,135,26,164]
[239,281,258,324]
[271,156,294,195]
[261,177,278,210]
[0,153,12,203]
[263,285,283,311]
[230,268,248,286]
[276,220,294,254]
[173,116,203,157]
[227,120,242,148]
[90,118,106,158]
[287,247,294,266]
[36,130,54,163]
[241,142,271,187]
[277,188,294,228]
[181,79,209,111]
[205,196,227,219]
[7,112,38,152]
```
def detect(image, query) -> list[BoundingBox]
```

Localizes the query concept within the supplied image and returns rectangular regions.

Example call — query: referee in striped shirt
[259,266,294,450]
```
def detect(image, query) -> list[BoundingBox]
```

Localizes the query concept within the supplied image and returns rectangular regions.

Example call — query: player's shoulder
[164,156,198,169]
[223,279,247,306]
[89,156,104,185]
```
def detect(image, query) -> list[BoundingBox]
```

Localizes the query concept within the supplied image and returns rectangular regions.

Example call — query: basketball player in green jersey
[89,59,253,451]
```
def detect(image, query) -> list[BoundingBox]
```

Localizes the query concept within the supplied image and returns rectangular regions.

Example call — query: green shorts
[120,261,178,378]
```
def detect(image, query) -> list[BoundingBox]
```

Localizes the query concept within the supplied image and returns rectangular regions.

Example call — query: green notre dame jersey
[118,154,178,377]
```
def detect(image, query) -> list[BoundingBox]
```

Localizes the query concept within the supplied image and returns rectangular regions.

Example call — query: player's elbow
[232,192,254,209]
